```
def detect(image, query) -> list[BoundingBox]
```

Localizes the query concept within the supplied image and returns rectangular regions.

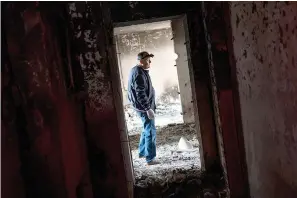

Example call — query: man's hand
[146,109,155,120]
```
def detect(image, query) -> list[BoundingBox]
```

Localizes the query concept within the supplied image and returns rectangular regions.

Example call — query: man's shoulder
[131,66,143,75]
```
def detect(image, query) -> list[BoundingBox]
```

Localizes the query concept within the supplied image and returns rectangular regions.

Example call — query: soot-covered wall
[2,2,129,198]
[3,2,92,198]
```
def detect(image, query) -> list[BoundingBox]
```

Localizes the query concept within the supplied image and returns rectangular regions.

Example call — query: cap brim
[143,54,154,59]
[137,53,154,60]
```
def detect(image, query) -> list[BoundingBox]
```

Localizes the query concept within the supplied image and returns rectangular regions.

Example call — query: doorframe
[110,13,207,192]
[222,3,250,197]
[200,2,250,197]
[105,2,249,197]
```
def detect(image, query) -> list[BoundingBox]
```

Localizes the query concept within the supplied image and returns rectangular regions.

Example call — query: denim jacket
[127,66,156,112]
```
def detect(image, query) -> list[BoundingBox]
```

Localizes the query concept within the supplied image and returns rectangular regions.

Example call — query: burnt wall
[3,2,92,198]
[230,2,297,198]
[2,2,131,198]
[67,2,129,198]
[185,5,221,171]
[2,28,26,198]
[109,2,199,23]
[202,2,251,197]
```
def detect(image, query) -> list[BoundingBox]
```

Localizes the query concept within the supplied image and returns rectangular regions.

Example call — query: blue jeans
[137,111,156,163]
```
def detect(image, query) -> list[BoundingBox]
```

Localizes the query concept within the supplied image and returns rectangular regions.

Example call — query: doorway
[113,15,202,186]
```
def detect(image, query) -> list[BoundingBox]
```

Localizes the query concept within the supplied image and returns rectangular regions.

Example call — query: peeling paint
[69,3,83,18]
[67,3,129,198]
[83,30,97,48]
[3,2,94,198]
[68,2,113,112]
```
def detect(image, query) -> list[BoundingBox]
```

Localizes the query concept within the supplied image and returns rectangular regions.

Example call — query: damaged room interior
[2,1,297,198]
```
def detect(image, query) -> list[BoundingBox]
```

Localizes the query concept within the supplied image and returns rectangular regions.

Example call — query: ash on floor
[125,102,201,185]
[124,103,226,197]
[129,123,201,185]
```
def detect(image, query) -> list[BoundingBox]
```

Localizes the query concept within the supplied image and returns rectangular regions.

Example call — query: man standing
[127,51,159,165]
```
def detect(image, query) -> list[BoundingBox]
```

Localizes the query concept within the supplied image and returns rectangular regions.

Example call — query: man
[127,51,159,165]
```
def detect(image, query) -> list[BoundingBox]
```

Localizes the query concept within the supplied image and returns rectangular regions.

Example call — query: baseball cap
[137,51,154,60]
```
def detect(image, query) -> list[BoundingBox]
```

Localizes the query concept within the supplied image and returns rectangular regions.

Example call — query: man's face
[141,57,151,69]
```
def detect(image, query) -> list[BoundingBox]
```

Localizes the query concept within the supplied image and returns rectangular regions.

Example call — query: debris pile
[129,123,200,183]
[125,102,201,183]
[125,102,227,197]
[134,171,228,198]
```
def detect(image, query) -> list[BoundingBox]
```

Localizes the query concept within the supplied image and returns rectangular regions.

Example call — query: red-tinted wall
[2,2,130,198]
[2,2,92,198]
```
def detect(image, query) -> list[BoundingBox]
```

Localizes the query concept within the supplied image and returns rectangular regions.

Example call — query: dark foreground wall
[67,2,129,198]
[2,2,92,198]
[2,2,128,198]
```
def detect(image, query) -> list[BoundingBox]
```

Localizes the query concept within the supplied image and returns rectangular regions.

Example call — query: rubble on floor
[134,171,228,198]
[125,102,227,197]
[129,123,201,184]
[131,123,228,197]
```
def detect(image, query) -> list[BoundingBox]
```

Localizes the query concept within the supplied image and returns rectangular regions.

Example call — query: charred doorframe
[107,2,237,196]
[222,3,250,197]
[112,13,205,177]
[108,3,222,181]
[185,9,221,173]
[200,2,250,197]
